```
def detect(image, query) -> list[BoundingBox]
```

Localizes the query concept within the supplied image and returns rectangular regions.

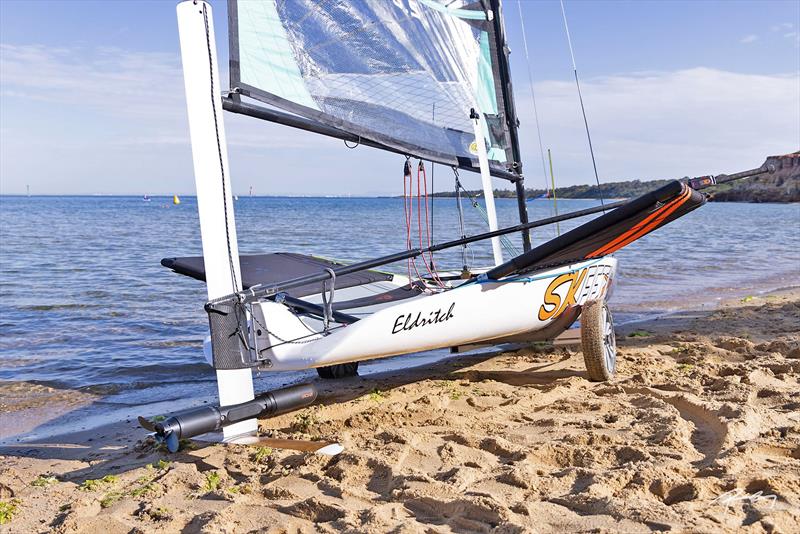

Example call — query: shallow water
[1,195,798,439]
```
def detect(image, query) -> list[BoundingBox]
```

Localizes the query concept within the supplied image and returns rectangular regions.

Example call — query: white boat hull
[251,257,617,371]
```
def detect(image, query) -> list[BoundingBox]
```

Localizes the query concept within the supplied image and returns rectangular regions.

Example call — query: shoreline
[3,194,799,204]
[3,278,797,446]
[0,288,798,532]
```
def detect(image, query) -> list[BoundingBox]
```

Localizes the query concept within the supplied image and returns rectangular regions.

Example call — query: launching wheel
[316,362,359,379]
[580,300,616,382]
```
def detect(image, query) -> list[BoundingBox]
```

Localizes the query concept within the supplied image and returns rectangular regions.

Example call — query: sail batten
[228,0,517,178]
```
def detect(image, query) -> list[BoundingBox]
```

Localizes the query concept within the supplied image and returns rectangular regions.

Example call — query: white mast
[471,113,504,265]
[176,0,256,439]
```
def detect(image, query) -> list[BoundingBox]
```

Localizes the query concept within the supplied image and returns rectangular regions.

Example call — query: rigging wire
[515,0,553,213]
[430,102,436,269]
[547,149,561,236]
[453,168,470,275]
[453,172,520,257]
[559,0,606,211]
[457,187,520,256]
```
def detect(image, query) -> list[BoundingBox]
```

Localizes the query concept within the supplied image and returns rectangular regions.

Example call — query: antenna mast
[560,0,606,210]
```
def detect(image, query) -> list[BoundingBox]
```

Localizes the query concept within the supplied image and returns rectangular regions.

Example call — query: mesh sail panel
[229,0,513,172]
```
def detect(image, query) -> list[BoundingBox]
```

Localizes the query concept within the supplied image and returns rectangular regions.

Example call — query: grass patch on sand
[203,472,221,493]
[0,500,20,525]
[100,492,123,509]
[252,446,272,463]
[368,388,386,402]
[293,410,318,433]
[31,475,57,487]
[131,459,171,498]
[627,330,652,338]
[150,506,172,521]
[79,475,118,492]
[449,388,464,400]
[153,459,171,470]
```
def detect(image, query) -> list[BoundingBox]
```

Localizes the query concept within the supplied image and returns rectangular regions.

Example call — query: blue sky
[1,0,798,195]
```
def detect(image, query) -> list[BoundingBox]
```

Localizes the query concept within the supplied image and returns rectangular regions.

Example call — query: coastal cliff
[708,152,799,203]
[434,152,799,203]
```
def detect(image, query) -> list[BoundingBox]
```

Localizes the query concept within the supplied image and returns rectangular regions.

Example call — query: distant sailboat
[173,195,181,205]
[143,194,152,202]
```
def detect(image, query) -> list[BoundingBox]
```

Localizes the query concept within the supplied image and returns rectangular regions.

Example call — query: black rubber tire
[316,362,359,379]
[580,300,616,382]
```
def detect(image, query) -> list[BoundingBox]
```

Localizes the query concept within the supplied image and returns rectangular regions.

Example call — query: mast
[488,0,532,252]
[176,0,256,440]
[472,111,504,265]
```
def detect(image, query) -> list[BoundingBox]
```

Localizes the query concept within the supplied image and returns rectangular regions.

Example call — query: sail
[228,0,516,176]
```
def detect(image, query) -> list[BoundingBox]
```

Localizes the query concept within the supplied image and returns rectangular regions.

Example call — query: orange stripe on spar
[590,188,692,257]
[601,188,693,255]
[587,189,687,257]
[587,187,691,258]
[599,189,692,255]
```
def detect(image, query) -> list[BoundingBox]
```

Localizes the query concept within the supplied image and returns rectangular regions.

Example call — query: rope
[320,268,336,332]
[403,158,425,286]
[516,0,552,215]
[430,102,436,269]
[202,3,239,292]
[417,162,445,288]
[559,0,605,211]
[256,322,347,353]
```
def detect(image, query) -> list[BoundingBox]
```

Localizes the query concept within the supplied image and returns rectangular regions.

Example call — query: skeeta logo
[538,269,588,321]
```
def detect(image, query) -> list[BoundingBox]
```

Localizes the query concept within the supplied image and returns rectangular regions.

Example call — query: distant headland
[433,152,799,203]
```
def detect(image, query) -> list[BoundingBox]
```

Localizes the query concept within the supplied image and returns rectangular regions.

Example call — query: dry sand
[1,289,799,533]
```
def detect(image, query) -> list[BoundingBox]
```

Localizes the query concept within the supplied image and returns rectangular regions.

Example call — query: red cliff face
[710,152,800,203]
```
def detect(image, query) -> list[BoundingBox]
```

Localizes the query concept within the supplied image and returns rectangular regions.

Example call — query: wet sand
[0,289,798,533]
[0,383,97,441]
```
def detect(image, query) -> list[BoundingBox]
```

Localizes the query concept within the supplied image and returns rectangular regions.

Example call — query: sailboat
[142,0,773,450]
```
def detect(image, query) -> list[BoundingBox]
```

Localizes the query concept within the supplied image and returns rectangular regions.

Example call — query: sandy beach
[1,288,798,533]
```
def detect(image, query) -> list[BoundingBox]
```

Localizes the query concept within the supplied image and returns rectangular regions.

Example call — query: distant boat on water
[143,194,152,202]
[530,191,551,200]
[173,195,181,205]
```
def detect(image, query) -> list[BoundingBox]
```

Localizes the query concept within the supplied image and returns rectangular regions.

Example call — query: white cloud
[0,43,183,119]
[516,68,800,186]
[740,34,758,44]
[771,22,794,32]
[0,43,352,195]
[1,44,799,195]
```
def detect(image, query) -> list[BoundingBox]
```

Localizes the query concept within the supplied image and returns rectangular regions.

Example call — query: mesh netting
[230,0,512,168]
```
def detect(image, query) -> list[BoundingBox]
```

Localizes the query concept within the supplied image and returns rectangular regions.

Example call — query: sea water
[1,195,798,439]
